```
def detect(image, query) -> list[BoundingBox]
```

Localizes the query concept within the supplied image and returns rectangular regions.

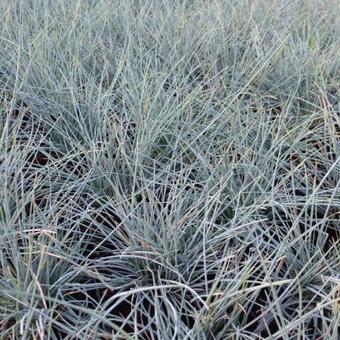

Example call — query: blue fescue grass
[0,0,339,339]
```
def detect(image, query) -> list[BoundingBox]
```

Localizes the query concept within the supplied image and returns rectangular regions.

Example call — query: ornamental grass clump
[0,0,339,339]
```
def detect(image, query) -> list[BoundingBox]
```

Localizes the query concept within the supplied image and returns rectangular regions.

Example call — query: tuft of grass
[0,0,339,338]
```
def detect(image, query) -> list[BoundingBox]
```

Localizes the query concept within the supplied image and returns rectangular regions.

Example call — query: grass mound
[0,0,339,339]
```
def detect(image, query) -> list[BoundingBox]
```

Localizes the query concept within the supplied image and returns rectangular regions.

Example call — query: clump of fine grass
[0,0,339,339]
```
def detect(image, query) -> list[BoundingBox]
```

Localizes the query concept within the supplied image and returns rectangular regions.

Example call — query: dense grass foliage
[0,0,339,338]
